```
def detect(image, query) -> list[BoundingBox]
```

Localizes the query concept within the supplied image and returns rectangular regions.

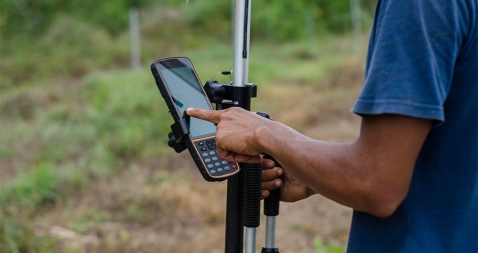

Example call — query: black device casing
[150,57,241,182]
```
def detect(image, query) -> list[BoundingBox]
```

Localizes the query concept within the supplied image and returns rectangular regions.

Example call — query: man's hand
[186,107,272,163]
[261,159,316,202]
[187,107,314,201]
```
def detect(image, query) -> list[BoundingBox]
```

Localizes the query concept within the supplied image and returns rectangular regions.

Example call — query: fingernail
[186,108,193,112]
[277,169,283,176]
[275,180,281,187]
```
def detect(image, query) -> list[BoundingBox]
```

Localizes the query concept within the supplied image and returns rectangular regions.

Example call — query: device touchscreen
[158,62,217,139]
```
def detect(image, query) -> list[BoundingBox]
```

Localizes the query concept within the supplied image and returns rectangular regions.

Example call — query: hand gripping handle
[254,112,281,216]
[263,154,280,216]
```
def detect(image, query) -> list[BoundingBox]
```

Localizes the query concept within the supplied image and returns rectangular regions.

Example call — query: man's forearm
[254,115,430,218]
[254,122,381,214]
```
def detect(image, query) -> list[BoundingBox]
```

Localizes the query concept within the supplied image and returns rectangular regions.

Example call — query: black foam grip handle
[243,162,262,228]
[264,155,280,216]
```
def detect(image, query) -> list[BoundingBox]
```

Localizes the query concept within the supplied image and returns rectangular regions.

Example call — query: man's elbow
[361,183,408,218]
[367,200,401,218]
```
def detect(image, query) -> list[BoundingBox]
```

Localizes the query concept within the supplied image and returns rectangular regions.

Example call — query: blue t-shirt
[348,0,478,252]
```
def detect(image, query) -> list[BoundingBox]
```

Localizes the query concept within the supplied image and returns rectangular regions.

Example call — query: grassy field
[0,22,369,252]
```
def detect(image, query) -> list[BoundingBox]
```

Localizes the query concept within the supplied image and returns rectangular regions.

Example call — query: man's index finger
[186,108,221,124]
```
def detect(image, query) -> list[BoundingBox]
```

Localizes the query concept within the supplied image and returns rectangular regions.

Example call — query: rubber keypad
[195,139,238,176]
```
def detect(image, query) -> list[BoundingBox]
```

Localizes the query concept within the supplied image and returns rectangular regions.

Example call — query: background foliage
[0,0,152,37]
[1,0,376,39]
[1,0,375,89]
[1,0,373,252]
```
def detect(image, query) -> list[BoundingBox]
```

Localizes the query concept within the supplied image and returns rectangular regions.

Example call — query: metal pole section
[233,0,246,87]
[224,1,248,253]
[226,1,261,253]
[242,0,252,83]
[245,227,257,253]
[239,1,260,253]
[265,216,277,248]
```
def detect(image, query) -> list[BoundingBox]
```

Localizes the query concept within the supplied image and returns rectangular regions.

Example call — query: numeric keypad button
[207,139,217,150]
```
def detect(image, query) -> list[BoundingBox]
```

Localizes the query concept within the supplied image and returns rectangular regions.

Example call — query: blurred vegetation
[0,69,174,252]
[0,0,153,37]
[1,0,376,38]
[0,0,375,88]
[0,0,371,252]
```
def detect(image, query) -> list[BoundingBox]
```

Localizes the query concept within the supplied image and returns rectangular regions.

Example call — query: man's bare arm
[187,107,432,218]
[255,114,431,217]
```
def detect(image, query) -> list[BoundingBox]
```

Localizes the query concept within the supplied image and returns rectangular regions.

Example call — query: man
[187,0,477,252]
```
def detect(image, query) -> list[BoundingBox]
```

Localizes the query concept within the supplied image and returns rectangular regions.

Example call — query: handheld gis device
[150,57,241,181]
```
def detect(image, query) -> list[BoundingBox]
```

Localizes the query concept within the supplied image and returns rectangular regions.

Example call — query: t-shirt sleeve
[352,0,465,122]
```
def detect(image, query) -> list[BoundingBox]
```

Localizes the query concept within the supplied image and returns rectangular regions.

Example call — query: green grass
[0,163,58,209]
[0,163,59,252]
[314,236,347,253]
[0,67,176,252]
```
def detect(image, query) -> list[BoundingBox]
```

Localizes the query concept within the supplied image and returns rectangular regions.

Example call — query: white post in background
[129,8,141,69]
[304,9,315,39]
[349,0,362,36]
